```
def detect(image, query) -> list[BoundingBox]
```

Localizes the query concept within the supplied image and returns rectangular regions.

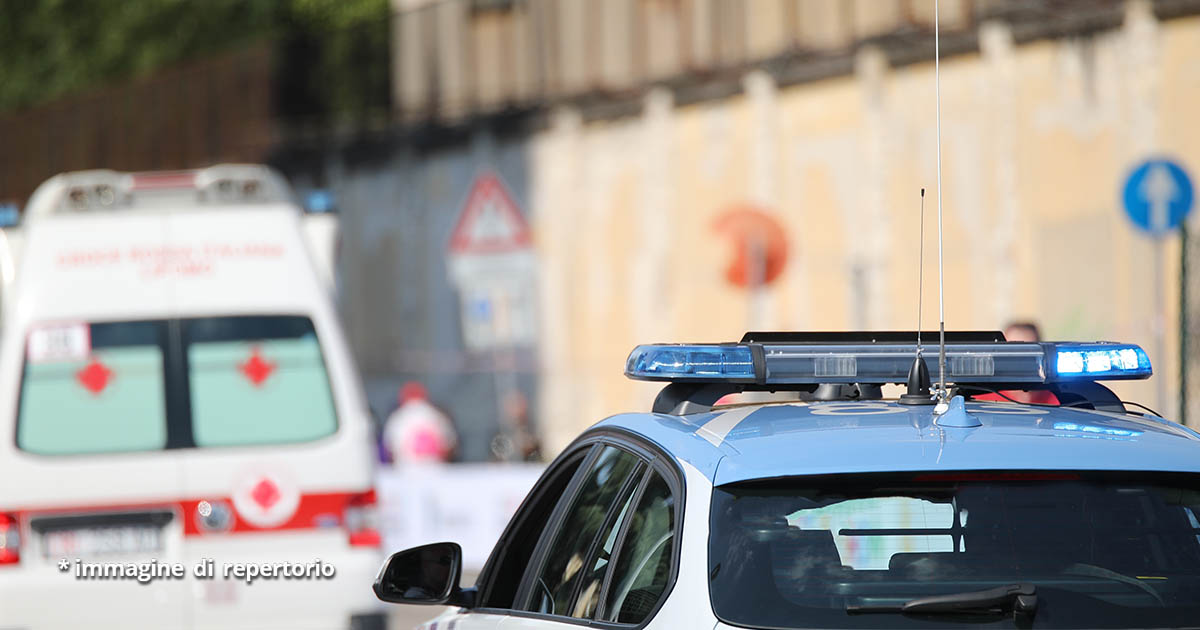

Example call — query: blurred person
[489,389,542,462]
[1005,321,1041,344]
[977,321,1058,405]
[383,381,458,465]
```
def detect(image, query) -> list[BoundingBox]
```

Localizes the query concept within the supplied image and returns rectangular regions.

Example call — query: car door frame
[469,427,687,629]
[471,439,600,609]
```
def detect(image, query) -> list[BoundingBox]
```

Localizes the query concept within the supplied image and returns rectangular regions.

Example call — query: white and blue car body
[376,332,1200,629]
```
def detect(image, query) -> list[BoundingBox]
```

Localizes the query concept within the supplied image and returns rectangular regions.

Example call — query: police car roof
[593,400,1200,486]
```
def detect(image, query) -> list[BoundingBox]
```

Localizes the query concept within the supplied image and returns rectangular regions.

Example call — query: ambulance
[0,165,385,629]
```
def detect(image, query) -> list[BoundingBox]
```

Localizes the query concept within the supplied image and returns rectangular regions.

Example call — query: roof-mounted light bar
[625,337,1152,386]
[25,164,294,220]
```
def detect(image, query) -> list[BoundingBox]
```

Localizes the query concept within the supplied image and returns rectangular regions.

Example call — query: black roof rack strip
[740,331,1007,344]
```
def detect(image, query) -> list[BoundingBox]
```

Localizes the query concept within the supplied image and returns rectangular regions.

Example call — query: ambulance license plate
[42,526,162,558]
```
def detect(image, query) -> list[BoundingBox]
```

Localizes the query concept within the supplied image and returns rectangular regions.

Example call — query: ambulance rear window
[15,316,337,453]
[184,316,337,447]
[17,321,168,455]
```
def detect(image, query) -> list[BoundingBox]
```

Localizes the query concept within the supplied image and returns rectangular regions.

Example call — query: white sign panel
[376,464,544,570]
[447,171,537,352]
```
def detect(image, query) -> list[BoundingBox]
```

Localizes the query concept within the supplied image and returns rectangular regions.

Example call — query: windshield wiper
[847,583,1037,618]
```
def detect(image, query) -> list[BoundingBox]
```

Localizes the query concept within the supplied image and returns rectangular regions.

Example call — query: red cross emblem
[76,359,113,395]
[250,478,281,511]
[238,347,276,387]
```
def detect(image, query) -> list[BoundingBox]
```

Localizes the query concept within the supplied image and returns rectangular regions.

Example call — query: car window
[600,469,676,624]
[527,445,640,616]
[571,471,640,618]
[184,316,337,447]
[17,320,168,455]
[708,472,1200,629]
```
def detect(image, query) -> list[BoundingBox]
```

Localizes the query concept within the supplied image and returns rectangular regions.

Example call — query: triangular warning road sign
[448,172,532,255]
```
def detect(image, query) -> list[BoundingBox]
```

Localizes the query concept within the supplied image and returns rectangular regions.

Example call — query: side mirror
[373,542,469,606]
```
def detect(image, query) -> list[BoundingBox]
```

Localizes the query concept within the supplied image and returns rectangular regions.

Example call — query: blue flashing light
[304,190,336,214]
[0,203,19,228]
[625,345,755,381]
[1052,344,1151,380]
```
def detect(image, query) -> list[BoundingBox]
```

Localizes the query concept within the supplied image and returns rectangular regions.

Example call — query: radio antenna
[934,0,948,410]
[899,188,934,405]
[917,188,925,351]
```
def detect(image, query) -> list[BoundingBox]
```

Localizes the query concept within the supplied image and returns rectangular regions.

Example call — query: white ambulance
[0,166,385,629]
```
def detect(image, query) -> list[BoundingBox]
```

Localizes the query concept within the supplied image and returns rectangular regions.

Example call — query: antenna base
[933,395,981,427]
[897,355,936,406]
[898,393,937,405]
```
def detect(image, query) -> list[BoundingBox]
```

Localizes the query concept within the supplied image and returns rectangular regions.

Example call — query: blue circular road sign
[1122,158,1194,236]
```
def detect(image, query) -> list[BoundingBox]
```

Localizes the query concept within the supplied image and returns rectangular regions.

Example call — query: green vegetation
[0,0,390,118]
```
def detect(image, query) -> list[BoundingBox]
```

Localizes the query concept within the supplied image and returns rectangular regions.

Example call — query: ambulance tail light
[344,489,381,547]
[0,513,19,565]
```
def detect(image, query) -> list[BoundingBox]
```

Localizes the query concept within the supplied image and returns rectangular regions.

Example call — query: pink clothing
[383,398,457,464]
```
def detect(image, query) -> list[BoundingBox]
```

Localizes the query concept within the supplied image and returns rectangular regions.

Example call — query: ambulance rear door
[0,210,191,629]
[161,206,379,628]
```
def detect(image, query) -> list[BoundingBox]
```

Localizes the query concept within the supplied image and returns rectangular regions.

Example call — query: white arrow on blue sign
[1122,158,1194,236]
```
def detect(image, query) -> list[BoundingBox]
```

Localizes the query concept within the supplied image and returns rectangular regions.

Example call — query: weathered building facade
[388,0,1200,449]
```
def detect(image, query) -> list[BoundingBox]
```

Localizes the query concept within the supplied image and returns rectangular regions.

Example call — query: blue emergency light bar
[625,339,1151,385]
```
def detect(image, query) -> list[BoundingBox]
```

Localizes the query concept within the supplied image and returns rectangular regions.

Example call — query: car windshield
[709,472,1200,629]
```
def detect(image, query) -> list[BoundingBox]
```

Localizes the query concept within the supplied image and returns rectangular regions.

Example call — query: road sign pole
[749,233,766,330]
[1155,240,1167,416]
[1181,221,1190,426]
[1122,158,1194,420]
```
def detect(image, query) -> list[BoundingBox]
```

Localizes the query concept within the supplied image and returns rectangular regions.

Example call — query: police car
[374,332,1200,629]
[0,166,384,630]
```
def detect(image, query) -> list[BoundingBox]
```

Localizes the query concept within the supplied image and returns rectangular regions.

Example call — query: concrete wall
[530,3,1200,451]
